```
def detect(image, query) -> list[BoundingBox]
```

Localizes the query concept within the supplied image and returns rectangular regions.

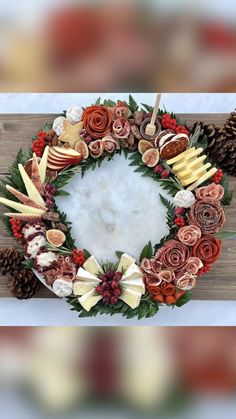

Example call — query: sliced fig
[75,140,89,159]
[46,229,66,247]
[142,148,160,167]
[138,139,153,155]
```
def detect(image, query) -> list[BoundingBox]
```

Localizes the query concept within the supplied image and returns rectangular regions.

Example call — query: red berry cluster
[32,131,46,157]
[174,207,186,227]
[96,270,123,305]
[161,113,190,135]
[10,218,23,244]
[211,168,223,184]
[72,249,86,266]
[153,164,170,178]
[197,264,211,276]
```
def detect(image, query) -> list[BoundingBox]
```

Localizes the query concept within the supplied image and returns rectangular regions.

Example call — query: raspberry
[197,264,211,276]
[174,207,185,215]
[212,168,223,184]
[174,217,186,227]
[72,249,85,266]
[161,169,170,179]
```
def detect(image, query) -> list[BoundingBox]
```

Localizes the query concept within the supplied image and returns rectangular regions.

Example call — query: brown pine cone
[0,247,24,276]
[8,268,41,299]
[224,110,236,140]
[191,122,225,158]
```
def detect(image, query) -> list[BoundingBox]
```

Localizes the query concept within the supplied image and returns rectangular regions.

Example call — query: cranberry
[114,271,123,281]
[110,296,118,305]
[111,280,119,289]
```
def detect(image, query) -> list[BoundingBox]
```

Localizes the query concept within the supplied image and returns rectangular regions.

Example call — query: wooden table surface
[0,113,236,300]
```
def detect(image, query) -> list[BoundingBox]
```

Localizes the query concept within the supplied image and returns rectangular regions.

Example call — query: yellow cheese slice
[177,155,207,178]
[83,256,104,276]
[0,197,45,215]
[181,163,211,186]
[117,253,136,272]
[73,280,97,296]
[38,146,49,183]
[76,267,100,282]
[78,289,102,311]
[172,148,203,172]
[187,167,218,191]
[119,288,142,309]
[166,147,196,165]
[18,164,45,206]
[121,278,145,294]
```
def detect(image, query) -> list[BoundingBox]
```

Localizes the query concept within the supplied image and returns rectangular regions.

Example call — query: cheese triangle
[0,197,45,214]
[73,280,97,296]
[76,267,100,282]
[78,289,102,311]
[119,288,142,309]
[83,256,103,276]
[38,146,49,183]
[18,164,45,206]
[117,253,136,272]
[121,278,145,294]
[122,263,142,281]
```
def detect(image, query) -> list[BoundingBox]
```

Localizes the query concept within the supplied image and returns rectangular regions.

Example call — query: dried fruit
[75,140,89,159]
[138,139,153,155]
[142,148,160,167]
[46,229,66,247]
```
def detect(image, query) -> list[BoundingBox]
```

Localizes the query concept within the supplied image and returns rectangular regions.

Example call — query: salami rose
[140,258,162,285]
[185,257,203,275]
[112,118,131,139]
[158,270,175,283]
[196,183,224,201]
[176,273,196,291]
[192,235,222,264]
[188,199,225,234]
[155,240,190,272]
[112,102,130,119]
[82,105,113,139]
[177,225,201,246]
[88,140,104,158]
[161,282,176,296]
[102,134,120,154]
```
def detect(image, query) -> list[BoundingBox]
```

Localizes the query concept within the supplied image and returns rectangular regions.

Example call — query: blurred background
[0,0,236,92]
[1,327,236,418]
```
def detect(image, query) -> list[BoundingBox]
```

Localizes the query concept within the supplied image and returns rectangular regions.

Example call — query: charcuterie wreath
[0,96,235,319]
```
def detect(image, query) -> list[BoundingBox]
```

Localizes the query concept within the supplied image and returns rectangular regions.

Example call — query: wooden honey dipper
[145,93,162,137]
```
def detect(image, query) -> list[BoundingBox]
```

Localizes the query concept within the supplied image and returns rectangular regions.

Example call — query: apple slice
[52,146,81,157]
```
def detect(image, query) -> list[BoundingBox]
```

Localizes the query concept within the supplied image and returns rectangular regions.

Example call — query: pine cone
[191,122,225,158]
[224,110,236,140]
[8,268,41,299]
[0,247,24,276]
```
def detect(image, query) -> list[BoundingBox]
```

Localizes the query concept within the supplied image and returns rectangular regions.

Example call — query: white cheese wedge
[0,197,45,215]
[76,267,100,282]
[73,280,97,296]
[121,278,145,294]
[117,253,136,272]
[38,146,49,183]
[83,256,104,276]
[121,264,142,281]
[18,164,45,206]
[119,288,142,309]
[78,289,102,311]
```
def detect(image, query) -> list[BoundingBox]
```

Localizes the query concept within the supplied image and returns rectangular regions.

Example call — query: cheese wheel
[187,167,218,191]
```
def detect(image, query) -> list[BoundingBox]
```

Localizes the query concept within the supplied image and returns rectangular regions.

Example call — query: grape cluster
[96,270,123,305]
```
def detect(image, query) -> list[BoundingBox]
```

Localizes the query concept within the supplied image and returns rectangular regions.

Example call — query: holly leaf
[83,249,91,259]
[128,94,138,114]
[221,190,233,206]
[22,259,34,269]
[175,291,192,307]
[56,190,70,197]
[141,103,153,113]
[115,251,124,259]
[103,99,116,107]
[139,241,153,263]
[95,97,101,105]
[215,230,236,240]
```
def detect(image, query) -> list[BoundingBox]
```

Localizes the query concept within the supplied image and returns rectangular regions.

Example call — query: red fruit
[72,249,86,266]
[174,217,186,227]
[114,271,123,281]
[212,168,223,184]
[110,296,118,305]
[154,164,164,174]
[161,169,170,178]
[114,288,122,297]
[174,207,185,215]
[111,280,119,289]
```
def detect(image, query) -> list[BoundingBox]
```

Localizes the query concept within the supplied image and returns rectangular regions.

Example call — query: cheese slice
[121,264,142,281]
[187,167,217,191]
[172,148,203,172]
[73,280,97,296]
[0,197,45,215]
[18,164,45,206]
[83,256,104,276]
[121,278,145,294]
[38,146,49,184]
[76,267,100,282]
[181,163,211,186]
[117,253,136,272]
[119,288,142,309]
[177,155,207,178]
[78,289,102,311]
[166,147,196,165]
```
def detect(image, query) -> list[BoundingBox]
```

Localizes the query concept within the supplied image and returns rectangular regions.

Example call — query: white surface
[55,153,170,262]
[0,92,236,325]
